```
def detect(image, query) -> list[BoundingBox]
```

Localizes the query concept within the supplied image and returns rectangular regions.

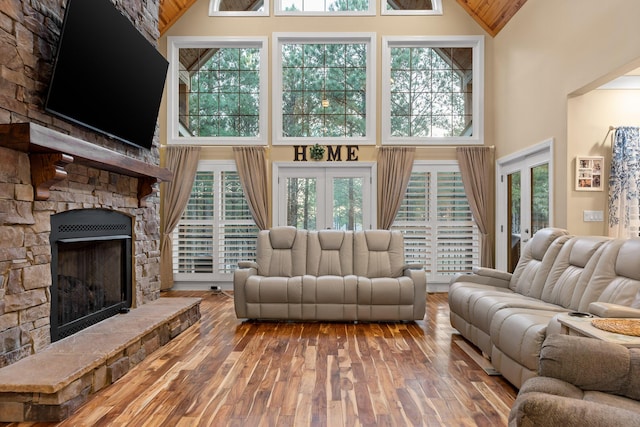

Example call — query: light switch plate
[583,210,604,222]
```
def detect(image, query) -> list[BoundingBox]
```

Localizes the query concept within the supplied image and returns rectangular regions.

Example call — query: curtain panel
[160,146,201,290]
[608,126,640,238]
[377,146,416,230]
[233,146,270,230]
[456,146,495,268]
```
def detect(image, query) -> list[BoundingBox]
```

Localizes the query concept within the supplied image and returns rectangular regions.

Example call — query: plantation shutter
[173,164,258,283]
[392,163,479,284]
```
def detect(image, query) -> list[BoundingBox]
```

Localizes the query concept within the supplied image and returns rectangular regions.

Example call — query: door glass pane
[286,177,317,229]
[332,177,363,230]
[531,164,550,235]
[508,172,521,273]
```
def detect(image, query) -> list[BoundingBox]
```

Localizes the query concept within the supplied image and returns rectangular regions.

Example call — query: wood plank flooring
[3,292,517,427]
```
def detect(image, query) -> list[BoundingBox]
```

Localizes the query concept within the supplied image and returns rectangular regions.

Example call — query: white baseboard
[427,283,449,293]
[171,281,449,293]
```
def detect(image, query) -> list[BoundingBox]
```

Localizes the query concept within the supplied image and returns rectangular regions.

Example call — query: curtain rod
[604,125,617,142]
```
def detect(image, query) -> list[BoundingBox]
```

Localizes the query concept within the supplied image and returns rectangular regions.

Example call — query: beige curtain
[160,146,201,291]
[377,146,416,229]
[456,146,495,268]
[233,146,269,230]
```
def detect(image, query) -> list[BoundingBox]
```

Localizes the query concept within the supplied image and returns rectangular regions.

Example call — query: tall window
[392,161,479,283]
[382,36,484,145]
[167,37,268,145]
[273,33,376,145]
[172,161,258,283]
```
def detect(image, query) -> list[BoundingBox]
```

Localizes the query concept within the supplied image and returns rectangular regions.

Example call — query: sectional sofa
[233,227,427,321]
[449,227,640,388]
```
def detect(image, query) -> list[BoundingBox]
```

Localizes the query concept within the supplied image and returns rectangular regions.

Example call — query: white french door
[272,163,376,230]
[496,139,553,271]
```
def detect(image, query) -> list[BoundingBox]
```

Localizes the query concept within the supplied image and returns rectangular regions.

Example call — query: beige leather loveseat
[234,227,427,321]
[449,227,640,388]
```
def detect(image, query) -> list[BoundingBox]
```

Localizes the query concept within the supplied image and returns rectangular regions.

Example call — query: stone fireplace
[50,208,133,342]
[0,125,203,422]
[0,2,202,421]
[0,123,171,368]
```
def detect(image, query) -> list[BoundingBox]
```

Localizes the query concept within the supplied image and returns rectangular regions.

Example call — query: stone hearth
[0,297,201,422]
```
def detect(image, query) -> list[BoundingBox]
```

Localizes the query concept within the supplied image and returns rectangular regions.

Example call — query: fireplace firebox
[50,209,133,342]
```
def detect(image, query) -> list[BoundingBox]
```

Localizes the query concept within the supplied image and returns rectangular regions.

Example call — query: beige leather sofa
[234,227,427,321]
[449,227,640,388]
[509,334,640,427]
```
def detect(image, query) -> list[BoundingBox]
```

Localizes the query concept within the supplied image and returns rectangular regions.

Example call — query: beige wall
[493,0,640,232]
[159,0,640,237]
[567,89,640,235]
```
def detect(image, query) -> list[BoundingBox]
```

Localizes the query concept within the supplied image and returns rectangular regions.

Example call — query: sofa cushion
[576,239,640,311]
[353,230,405,278]
[307,230,353,276]
[256,227,307,277]
[301,275,358,320]
[490,307,561,387]
[539,334,640,400]
[539,236,609,309]
[357,276,418,320]
[510,229,571,297]
[244,275,303,319]
[302,274,358,304]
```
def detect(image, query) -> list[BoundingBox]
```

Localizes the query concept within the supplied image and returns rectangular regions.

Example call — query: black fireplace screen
[50,209,132,341]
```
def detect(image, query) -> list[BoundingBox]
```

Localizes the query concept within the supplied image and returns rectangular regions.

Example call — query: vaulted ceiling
[158,0,527,36]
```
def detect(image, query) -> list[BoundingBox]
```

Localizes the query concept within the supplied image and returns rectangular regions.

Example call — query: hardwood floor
[4,292,517,427]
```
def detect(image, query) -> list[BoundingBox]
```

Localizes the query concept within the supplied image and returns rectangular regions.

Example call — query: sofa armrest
[473,266,513,281]
[402,263,423,272]
[588,302,640,318]
[403,267,427,319]
[238,260,258,269]
[539,334,640,400]
[450,267,512,288]
[233,265,257,318]
[509,388,640,427]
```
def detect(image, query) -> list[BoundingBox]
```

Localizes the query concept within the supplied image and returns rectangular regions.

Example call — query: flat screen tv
[45,0,169,150]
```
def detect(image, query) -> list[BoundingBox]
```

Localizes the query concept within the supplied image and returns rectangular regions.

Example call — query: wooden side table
[557,313,640,348]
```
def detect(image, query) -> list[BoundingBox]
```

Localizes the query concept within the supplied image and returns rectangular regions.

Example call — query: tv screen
[45,0,169,150]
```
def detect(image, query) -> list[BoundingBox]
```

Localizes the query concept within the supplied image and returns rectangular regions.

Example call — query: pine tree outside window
[382,36,484,145]
[273,33,376,145]
[167,37,268,146]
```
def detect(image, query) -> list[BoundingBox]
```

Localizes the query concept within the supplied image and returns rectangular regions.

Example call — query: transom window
[275,0,374,15]
[382,0,442,15]
[382,36,484,145]
[273,33,376,145]
[209,0,268,16]
[167,37,268,145]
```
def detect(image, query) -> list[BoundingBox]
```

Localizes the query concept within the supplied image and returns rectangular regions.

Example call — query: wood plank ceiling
[158,0,527,36]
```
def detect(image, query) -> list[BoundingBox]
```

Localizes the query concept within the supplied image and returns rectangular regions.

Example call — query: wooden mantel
[0,122,172,204]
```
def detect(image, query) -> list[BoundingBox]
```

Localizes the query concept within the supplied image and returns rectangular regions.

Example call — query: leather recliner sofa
[234,227,427,321]
[449,227,640,388]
